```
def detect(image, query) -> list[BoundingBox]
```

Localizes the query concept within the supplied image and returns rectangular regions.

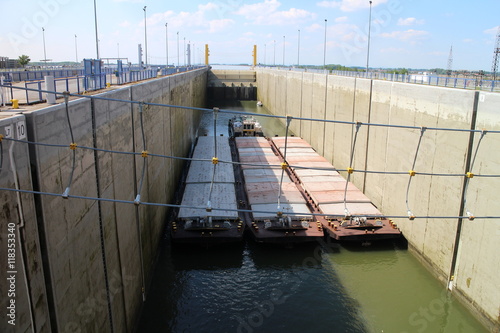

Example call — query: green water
[324,242,486,333]
[137,100,487,333]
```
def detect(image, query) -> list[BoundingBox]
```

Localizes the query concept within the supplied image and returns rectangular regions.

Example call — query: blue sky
[1,0,499,70]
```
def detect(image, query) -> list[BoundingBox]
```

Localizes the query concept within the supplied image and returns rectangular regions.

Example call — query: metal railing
[330,70,500,92]
[24,75,104,104]
[262,67,500,93]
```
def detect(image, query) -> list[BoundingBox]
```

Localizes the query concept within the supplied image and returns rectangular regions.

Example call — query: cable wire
[135,103,148,204]
[62,92,76,198]
[343,122,362,216]
[3,83,500,134]
[463,130,487,219]
[1,186,499,220]
[207,108,219,212]
[277,116,292,216]
[405,127,426,218]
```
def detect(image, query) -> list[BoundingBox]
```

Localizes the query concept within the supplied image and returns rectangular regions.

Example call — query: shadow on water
[137,234,371,333]
[170,242,245,271]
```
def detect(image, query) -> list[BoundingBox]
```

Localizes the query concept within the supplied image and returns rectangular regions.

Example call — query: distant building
[0,57,21,69]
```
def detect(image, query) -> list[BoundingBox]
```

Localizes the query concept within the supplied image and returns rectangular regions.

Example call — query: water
[199,100,292,138]
[137,100,487,333]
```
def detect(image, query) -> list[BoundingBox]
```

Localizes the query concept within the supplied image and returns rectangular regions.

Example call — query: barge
[171,136,244,244]
[271,137,401,242]
[233,136,324,243]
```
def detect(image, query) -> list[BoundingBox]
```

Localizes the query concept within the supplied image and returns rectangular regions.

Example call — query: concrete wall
[0,113,52,332]
[0,68,207,333]
[256,68,499,332]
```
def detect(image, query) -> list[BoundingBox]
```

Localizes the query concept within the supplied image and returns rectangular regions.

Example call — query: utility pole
[165,23,169,67]
[492,26,500,81]
[323,19,327,69]
[447,45,453,77]
[297,29,300,67]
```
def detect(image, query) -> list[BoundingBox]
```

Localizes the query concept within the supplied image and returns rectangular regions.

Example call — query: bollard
[11,99,19,109]
[44,76,56,104]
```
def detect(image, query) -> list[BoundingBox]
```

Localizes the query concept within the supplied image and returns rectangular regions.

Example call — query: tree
[18,55,31,67]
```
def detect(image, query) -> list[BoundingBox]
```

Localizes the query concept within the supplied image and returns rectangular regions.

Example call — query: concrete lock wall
[0,68,207,333]
[256,68,499,331]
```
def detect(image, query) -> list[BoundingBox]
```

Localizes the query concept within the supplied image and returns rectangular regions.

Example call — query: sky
[1,0,499,70]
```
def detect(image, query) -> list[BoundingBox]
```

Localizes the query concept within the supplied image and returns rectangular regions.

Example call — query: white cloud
[198,2,218,12]
[335,16,348,23]
[236,0,316,25]
[119,21,131,28]
[397,17,425,26]
[317,0,388,12]
[306,23,323,32]
[463,38,474,43]
[208,19,235,33]
[235,0,281,18]
[484,26,499,35]
[379,47,410,54]
[113,0,143,2]
[380,29,429,42]
[427,51,446,57]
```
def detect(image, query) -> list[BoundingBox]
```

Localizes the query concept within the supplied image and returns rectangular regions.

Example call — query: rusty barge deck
[270,137,401,242]
[233,136,324,244]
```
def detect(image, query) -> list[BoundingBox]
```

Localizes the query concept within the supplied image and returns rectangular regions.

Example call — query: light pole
[273,40,276,66]
[42,27,47,68]
[74,34,78,63]
[93,0,99,59]
[283,35,285,66]
[183,37,186,66]
[177,32,179,67]
[323,19,327,69]
[297,29,300,67]
[117,43,120,59]
[143,6,148,67]
[366,1,373,76]
[165,23,169,67]
[264,43,266,65]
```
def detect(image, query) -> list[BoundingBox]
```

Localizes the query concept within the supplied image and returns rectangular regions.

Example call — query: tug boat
[228,115,264,137]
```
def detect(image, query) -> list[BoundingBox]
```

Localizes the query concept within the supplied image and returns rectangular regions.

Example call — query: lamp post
[117,43,120,59]
[264,43,266,65]
[297,29,300,67]
[283,35,285,66]
[165,23,169,67]
[74,34,78,63]
[93,0,99,59]
[323,19,327,69]
[366,1,373,76]
[273,40,276,66]
[183,37,186,66]
[42,27,47,68]
[143,6,148,67]
[177,31,179,67]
